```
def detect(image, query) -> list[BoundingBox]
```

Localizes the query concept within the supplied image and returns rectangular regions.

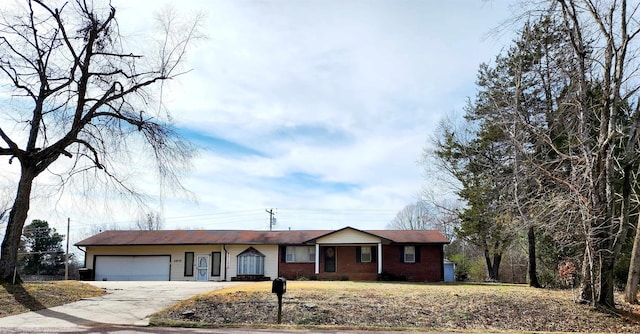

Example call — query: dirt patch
[151,281,640,332]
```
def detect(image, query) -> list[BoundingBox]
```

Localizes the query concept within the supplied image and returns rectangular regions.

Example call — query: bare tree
[134,211,164,231]
[478,0,640,305]
[539,0,640,307]
[389,199,459,241]
[0,0,202,282]
[388,201,434,230]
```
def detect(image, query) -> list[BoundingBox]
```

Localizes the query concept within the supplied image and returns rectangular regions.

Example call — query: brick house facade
[276,228,448,282]
[76,227,449,282]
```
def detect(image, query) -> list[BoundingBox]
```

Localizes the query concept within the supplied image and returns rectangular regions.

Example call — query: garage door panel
[95,256,170,281]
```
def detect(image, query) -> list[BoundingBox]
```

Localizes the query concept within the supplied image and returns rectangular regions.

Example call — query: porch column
[315,243,320,274]
[377,242,383,274]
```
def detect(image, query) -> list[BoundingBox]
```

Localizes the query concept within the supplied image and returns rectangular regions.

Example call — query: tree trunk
[599,249,615,306]
[626,221,640,303]
[0,167,36,283]
[492,253,502,281]
[579,243,595,304]
[620,163,639,303]
[484,249,501,281]
[484,250,493,281]
[528,225,541,288]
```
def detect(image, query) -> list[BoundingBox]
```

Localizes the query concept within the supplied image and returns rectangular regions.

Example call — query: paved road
[0,281,247,331]
[0,327,430,334]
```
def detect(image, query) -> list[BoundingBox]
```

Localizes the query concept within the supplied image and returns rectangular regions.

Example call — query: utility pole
[266,209,276,231]
[65,217,70,280]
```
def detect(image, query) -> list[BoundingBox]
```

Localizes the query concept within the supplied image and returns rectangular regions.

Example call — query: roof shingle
[75,228,449,246]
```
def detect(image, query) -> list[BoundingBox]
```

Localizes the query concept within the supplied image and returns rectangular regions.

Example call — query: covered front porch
[310,227,388,281]
[312,244,382,280]
[275,227,447,282]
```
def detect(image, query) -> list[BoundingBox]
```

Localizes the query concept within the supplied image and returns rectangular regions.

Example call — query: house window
[184,252,194,276]
[286,246,315,263]
[404,246,416,263]
[211,252,221,276]
[237,247,265,275]
[360,246,372,263]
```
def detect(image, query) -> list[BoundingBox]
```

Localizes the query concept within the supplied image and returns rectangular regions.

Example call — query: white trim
[377,243,382,274]
[316,228,382,244]
[315,243,320,274]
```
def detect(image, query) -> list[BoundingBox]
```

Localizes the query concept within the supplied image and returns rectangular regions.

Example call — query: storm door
[324,246,336,272]
[196,255,209,281]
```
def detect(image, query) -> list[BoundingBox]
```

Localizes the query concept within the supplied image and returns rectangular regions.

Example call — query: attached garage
[94,255,171,281]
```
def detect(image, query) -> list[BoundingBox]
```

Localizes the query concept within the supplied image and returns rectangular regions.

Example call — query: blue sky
[1,0,519,239]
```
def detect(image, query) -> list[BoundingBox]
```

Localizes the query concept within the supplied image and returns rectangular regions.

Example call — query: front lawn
[150,281,640,332]
[0,281,105,317]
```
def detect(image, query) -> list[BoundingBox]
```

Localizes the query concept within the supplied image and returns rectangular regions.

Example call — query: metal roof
[75,227,449,246]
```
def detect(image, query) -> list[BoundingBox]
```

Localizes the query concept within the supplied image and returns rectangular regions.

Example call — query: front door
[324,246,336,272]
[196,255,209,281]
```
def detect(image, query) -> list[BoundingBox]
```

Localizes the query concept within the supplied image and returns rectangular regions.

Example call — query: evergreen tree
[21,220,65,275]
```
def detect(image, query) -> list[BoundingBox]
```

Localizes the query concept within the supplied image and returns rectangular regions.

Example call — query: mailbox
[272,277,287,295]
[272,277,287,324]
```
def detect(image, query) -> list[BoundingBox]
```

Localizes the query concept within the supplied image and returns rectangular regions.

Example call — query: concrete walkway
[0,281,246,329]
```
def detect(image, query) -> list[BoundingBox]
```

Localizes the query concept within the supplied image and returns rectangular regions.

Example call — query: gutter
[222,244,228,281]
[75,246,87,267]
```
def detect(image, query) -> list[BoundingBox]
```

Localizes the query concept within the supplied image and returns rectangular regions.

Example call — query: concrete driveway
[0,281,247,330]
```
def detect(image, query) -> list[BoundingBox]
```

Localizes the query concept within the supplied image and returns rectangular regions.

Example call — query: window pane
[212,252,221,276]
[238,256,246,275]
[238,254,264,275]
[361,246,372,262]
[184,252,194,276]
[404,246,415,263]
[308,246,316,262]
[286,247,294,262]
[286,246,315,263]
[294,247,306,262]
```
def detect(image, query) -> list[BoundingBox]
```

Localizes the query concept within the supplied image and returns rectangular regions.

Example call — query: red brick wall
[277,246,316,279]
[279,261,315,280]
[277,246,379,281]
[320,246,378,281]
[381,244,444,282]
[278,244,444,282]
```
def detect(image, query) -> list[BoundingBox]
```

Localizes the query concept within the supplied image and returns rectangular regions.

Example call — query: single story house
[75,226,449,282]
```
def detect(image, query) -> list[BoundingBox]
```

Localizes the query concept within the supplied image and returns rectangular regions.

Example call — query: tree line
[410,0,640,308]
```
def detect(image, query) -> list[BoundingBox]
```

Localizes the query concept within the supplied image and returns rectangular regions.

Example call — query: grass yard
[151,281,640,332]
[0,281,105,318]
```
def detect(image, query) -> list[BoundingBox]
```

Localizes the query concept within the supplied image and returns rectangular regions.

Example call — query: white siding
[85,244,279,281]
[316,229,382,244]
[85,245,223,281]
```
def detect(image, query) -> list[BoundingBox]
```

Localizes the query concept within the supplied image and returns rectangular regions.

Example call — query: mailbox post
[271,277,286,324]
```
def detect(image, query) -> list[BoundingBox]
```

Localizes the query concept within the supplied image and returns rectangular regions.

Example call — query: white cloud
[2,0,517,239]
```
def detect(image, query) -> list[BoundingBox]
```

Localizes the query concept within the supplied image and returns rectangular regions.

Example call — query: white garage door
[95,256,170,281]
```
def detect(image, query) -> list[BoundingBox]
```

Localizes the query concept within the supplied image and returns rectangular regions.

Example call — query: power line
[266,208,276,231]
[26,208,400,234]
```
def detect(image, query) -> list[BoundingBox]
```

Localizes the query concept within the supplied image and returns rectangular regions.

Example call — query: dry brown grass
[151,281,640,332]
[0,281,105,318]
